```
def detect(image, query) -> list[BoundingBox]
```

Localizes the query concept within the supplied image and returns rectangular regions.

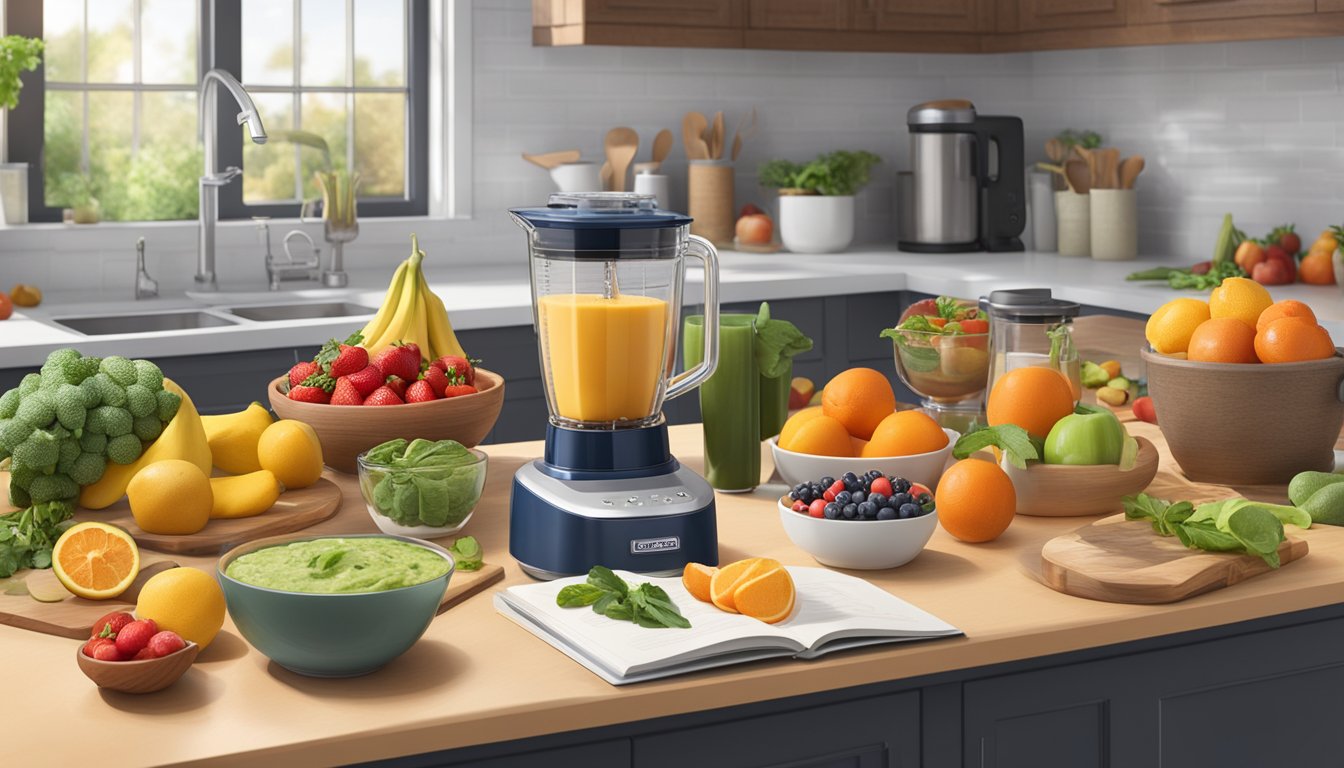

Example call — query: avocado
[1300,482,1344,527]
[1288,471,1344,508]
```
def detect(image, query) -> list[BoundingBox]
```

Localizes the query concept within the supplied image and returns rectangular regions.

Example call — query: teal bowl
[217,533,454,678]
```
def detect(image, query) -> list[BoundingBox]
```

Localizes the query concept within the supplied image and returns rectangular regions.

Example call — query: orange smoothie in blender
[538,293,670,423]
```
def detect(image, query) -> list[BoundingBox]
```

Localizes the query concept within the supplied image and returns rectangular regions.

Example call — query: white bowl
[768,427,958,491]
[777,497,937,570]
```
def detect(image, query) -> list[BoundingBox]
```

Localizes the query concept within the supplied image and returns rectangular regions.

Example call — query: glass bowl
[356,447,488,538]
[890,329,991,407]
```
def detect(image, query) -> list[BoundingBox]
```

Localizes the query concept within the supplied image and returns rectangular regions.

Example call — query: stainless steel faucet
[134,237,158,299]
[195,69,268,290]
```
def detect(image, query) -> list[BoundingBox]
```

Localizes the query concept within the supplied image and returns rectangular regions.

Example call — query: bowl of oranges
[769,368,957,490]
[1143,280,1343,485]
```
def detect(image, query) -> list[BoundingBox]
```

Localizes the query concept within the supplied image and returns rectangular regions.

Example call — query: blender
[980,289,1082,399]
[508,193,721,580]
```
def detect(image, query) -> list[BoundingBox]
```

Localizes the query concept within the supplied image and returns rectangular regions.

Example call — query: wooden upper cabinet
[1128,0,1314,24]
[1017,0,1125,31]
[862,0,992,33]
[1321,0,1344,12]
[534,0,745,46]
[748,0,852,31]
[582,0,743,28]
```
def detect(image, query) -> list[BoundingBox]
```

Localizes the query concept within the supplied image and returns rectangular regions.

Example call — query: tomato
[1234,241,1266,273]
[1132,396,1157,425]
[734,213,773,245]
[1279,231,1301,255]
[960,318,989,334]
[1299,250,1336,285]
[929,317,948,328]
[0,292,10,321]
[1252,258,1294,285]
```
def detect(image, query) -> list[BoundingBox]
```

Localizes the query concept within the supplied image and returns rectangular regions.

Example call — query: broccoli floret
[12,429,59,470]
[0,419,32,453]
[14,391,54,428]
[54,383,87,431]
[9,460,35,489]
[44,349,80,368]
[124,384,156,418]
[28,473,78,504]
[17,374,41,397]
[132,415,162,442]
[38,369,68,389]
[61,356,101,385]
[8,483,29,508]
[56,435,81,472]
[39,349,80,388]
[77,376,101,409]
[105,433,143,465]
[100,356,138,386]
[91,373,126,407]
[133,359,164,391]
[156,390,182,422]
[79,431,106,454]
[0,389,18,419]
[93,406,132,437]
[69,452,107,486]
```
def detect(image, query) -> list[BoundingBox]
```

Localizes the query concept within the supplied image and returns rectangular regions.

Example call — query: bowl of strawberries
[268,337,505,473]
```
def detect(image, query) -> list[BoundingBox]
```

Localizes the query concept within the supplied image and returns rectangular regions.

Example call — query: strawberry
[114,618,158,657]
[405,379,437,403]
[421,365,450,397]
[431,355,475,386]
[363,386,404,406]
[83,637,115,658]
[328,344,369,378]
[289,360,318,388]
[132,648,157,661]
[373,345,419,382]
[400,342,421,363]
[313,331,364,375]
[442,383,478,398]
[90,610,134,639]
[91,640,125,662]
[147,630,186,658]
[344,364,384,397]
[330,377,363,406]
[288,385,331,404]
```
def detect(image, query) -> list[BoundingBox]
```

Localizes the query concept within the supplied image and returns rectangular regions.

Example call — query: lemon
[136,567,227,649]
[127,459,212,535]
[1208,277,1272,331]
[1145,298,1210,355]
[257,420,324,489]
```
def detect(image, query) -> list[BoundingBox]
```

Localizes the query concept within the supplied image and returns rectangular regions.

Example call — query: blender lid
[979,288,1080,319]
[907,99,977,126]
[511,192,692,230]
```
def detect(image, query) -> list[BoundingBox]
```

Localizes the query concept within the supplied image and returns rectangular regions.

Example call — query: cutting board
[1041,514,1309,604]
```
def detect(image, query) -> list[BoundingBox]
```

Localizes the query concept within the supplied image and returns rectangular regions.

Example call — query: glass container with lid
[510,193,719,430]
[980,288,1082,401]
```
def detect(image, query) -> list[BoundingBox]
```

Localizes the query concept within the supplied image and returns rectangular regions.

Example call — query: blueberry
[823,502,842,520]
[899,503,921,518]
[877,507,897,520]
[851,490,866,504]
[797,488,814,503]
[867,469,884,480]
[869,493,887,509]
[834,491,852,505]
[842,503,859,520]
[892,477,912,494]
[858,501,878,518]
[819,476,835,489]
[891,492,912,508]
[897,506,913,519]
[842,471,859,484]
[917,493,933,506]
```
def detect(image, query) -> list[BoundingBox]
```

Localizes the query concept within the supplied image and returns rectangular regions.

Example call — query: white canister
[778,194,854,254]
[1030,170,1056,253]
[0,163,29,227]
[633,171,670,208]
[1055,191,1090,258]
[549,162,602,193]
[1090,189,1137,261]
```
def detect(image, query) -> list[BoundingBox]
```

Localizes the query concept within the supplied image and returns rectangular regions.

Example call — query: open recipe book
[494,567,962,685]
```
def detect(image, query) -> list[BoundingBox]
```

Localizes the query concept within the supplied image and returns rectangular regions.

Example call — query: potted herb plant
[758,150,880,254]
[0,35,43,226]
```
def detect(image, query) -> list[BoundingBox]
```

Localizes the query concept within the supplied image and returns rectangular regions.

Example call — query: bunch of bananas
[359,235,466,361]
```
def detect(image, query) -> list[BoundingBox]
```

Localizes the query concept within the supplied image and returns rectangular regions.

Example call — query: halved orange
[710,557,779,613]
[734,566,796,624]
[682,563,717,603]
[51,522,140,600]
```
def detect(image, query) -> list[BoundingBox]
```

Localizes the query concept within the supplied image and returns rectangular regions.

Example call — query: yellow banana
[407,277,429,359]
[210,470,282,519]
[358,259,408,346]
[367,261,420,353]
[425,288,467,358]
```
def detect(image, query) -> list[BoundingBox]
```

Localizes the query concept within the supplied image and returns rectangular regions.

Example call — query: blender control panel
[602,491,693,509]
[514,461,716,520]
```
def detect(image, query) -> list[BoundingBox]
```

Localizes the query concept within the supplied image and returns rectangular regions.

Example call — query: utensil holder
[688,160,734,246]
[1089,189,1137,261]
[1055,191,1090,258]
[1030,170,1057,252]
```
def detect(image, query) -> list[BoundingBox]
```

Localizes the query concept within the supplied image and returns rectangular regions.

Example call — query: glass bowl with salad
[881,297,991,409]
[357,438,488,537]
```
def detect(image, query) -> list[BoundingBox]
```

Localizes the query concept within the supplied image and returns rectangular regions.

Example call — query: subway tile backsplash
[4,0,1344,297]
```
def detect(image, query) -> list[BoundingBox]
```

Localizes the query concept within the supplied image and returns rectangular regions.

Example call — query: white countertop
[2,249,1342,368]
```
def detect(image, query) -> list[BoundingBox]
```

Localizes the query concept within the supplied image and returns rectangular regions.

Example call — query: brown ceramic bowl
[76,641,200,694]
[1003,436,1160,516]
[267,368,505,473]
[1142,349,1344,485]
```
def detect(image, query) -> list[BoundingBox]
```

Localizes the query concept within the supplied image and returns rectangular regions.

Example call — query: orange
[50,522,140,600]
[1299,251,1336,286]
[777,406,823,446]
[1208,277,1273,331]
[733,566,796,624]
[1254,317,1336,364]
[820,368,896,440]
[682,562,717,603]
[985,366,1076,440]
[1256,299,1317,333]
[851,435,869,455]
[862,410,949,458]
[1186,318,1259,364]
[1145,298,1211,355]
[935,459,1016,543]
[709,557,779,613]
[780,413,853,457]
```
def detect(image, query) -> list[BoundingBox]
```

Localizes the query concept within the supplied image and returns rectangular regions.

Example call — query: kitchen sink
[225,302,378,322]
[53,311,238,336]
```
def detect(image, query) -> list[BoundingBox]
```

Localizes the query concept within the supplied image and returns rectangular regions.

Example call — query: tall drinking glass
[685,314,760,492]
[759,361,792,441]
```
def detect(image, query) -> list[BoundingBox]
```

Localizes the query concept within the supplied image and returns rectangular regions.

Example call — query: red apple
[787,376,815,410]
[736,213,773,245]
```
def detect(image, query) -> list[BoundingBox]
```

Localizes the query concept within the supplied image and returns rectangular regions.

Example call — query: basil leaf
[603,601,634,621]
[587,566,628,597]
[1173,520,1242,552]
[953,425,1039,470]
[592,592,619,615]
[556,583,606,607]
[1225,507,1284,558]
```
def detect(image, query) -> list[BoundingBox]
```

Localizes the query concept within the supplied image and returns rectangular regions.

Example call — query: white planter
[779,194,854,254]
[0,163,29,227]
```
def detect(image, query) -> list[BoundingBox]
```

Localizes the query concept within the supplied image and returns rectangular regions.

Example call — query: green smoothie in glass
[685,314,760,492]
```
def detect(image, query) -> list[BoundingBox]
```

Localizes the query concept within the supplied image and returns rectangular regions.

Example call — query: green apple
[1043,407,1126,465]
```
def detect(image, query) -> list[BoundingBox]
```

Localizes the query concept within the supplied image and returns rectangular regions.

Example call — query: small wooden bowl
[1004,436,1160,517]
[76,642,200,694]
[267,368,505,473]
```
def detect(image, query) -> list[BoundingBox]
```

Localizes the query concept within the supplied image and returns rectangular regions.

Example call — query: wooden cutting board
[1041,514,1308,604]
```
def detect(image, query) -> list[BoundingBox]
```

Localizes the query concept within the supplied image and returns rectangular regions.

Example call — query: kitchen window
[5,0,429,223]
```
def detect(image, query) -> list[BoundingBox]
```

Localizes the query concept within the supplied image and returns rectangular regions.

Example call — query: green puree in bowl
[226,538,451,594]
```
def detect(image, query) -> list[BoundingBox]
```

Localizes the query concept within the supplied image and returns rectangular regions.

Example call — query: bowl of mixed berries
[778,470,937,570]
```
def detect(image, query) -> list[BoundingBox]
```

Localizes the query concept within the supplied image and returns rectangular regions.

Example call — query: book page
[773,568,961,651]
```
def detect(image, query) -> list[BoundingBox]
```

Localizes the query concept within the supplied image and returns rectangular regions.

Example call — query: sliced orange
[51,522,140,600]
[734,566,796,624]
[682,562,717,603]
[710,557,779,613]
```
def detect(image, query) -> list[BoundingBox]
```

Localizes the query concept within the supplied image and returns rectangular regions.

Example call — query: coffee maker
[898,99,1025,253]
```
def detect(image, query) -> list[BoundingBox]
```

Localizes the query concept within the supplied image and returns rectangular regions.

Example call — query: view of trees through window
[41,0,411,222]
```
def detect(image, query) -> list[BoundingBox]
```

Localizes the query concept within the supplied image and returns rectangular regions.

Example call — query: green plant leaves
[555,566,691,629]
[952,425,1040,470]
[1124,493,1299,568]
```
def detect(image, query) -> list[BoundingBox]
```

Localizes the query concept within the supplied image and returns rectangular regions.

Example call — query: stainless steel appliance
[899,99,1025,253]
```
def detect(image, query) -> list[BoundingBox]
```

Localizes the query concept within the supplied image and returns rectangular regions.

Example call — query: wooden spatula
[1120,154,1144,189]
[651,128,673,171]
[604,127,638,193]
[709,111,725,159]
[682,112,709,160]
[1064,159,1091,195]
[522,149,580,169]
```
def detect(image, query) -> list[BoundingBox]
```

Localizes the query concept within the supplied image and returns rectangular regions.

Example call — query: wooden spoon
[710,111,725,159]
[600,161,613,191]
[1064,159,1090,195]
[1073,146,1097,189]
[1102,148,1121,190]
[1045,138,1065,165]
[521,149,580,170]
[604,127,638,193]
[1120,155,1146,190]
[682,112,709,160]
[650,128,673,170]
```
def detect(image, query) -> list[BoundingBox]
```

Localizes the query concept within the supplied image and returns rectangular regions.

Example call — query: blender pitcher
[981,289,1082,401]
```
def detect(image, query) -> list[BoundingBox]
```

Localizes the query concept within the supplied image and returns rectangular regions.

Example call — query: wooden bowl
[267,368,505,473]
[76,642,200,694]
[1003,436,1160,516]
[1142,349,1344,485]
